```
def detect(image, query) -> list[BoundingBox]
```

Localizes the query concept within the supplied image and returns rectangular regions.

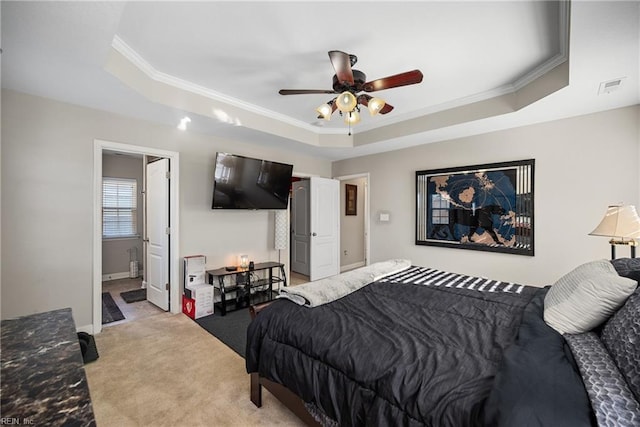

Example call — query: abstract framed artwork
[345,184,357,216]
[415,159,534,256]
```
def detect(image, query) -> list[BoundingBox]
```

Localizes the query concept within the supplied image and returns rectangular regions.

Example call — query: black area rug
[195,308,253,358]
[120,288,146,303]
[102,292,125,324]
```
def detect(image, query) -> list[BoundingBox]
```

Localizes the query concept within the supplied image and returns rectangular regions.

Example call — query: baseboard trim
[76,324,94,334]
[340,261,366,273]
[102,271,144,282]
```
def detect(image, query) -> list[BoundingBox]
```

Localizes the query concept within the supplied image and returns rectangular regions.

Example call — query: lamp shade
[589,205,640,239]
[336,91,357,112]
[344,110,361,125]
[368,97,385,115]
[274,209,288,250]
[316,103,332,120]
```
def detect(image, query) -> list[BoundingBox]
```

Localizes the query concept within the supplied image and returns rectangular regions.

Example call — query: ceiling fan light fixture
[316,103,333,120]
[344,110,361,125]
[278,50,423,132]
[336,91,357,112]
[368,97,386,116]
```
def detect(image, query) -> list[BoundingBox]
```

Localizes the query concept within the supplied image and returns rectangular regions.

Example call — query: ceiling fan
[279,50,424,125]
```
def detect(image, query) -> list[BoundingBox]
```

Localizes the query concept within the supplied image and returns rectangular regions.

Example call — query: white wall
[333,106,640,286]
[1,90,332,327]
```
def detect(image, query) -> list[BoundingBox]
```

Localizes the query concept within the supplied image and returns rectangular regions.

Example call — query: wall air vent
[598,77,625,95]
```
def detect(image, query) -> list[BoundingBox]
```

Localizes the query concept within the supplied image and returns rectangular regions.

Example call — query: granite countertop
[1,308,96,426]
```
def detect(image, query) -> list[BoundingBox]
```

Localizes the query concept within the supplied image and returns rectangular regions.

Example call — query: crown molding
[111,35,346,135]
[111,0,570,138]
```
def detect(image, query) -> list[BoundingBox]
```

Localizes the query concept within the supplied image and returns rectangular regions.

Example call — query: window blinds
[103,177,137,238]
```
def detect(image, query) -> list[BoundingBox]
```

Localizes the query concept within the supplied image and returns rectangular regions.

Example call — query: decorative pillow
[600,285,640,402]
[565,332,640,427]
[544,260,637,334]
[611,257,640,283]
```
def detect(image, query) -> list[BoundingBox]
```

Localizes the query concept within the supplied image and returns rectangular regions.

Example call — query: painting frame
[345,184,357,216]
[415,159,534,256]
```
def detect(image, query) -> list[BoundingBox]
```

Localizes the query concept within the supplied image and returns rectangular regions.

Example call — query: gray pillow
[564,332,640,427]
[611,257,640,283]
[600,285,640,402]
[544,260,637,334]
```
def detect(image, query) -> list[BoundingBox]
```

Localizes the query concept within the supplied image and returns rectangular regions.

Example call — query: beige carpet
[84,312,304,426]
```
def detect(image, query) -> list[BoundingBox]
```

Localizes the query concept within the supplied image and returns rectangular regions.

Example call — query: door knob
[311,232,317,236]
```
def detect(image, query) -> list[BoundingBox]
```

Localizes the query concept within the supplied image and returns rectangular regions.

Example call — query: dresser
[1,308,96,426]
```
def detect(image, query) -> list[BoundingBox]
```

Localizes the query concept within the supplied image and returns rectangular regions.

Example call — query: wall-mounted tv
[212,152,294,210]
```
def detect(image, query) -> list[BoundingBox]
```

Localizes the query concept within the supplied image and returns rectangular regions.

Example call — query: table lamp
[589,204,640,259]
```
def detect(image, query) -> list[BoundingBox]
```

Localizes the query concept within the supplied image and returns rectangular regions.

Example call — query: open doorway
[93,140,180,334]
[101,151,153,327]
[289,176,341,283]
[289,176,311,286]
[336,173,370,272]
[100,152,173,327]
[290,177,310,282]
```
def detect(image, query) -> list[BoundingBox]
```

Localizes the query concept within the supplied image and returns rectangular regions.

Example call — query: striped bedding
[380,265,527,294]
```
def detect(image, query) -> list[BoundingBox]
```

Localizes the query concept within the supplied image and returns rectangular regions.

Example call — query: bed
[246,259,640,426]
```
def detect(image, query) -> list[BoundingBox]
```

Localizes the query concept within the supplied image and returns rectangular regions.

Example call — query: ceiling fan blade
[357,94,371,106]
[358,95,394,114]
[379,103,394,114]
[328,50,354,85]
[279,89,336,95]
[363,70,424,92]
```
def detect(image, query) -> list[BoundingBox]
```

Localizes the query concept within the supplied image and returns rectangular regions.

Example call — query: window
[431,194,450,224]
[103,177,138,238]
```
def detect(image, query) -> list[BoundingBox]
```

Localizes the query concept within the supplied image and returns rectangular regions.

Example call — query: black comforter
[246,266,593,426]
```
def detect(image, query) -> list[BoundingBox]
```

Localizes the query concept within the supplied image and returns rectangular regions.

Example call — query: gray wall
[1,89,332,328]
[340,177,366,268]
[102,153,144,277]
[2,88,638,328]
[333,106,640,286]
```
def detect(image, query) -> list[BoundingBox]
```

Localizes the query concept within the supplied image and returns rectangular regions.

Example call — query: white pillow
[544,260,637,335]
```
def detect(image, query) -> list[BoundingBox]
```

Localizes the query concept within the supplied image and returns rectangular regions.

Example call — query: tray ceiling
[2,1,638,160]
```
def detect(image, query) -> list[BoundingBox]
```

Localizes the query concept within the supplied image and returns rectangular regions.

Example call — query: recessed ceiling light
[177,116,191,130]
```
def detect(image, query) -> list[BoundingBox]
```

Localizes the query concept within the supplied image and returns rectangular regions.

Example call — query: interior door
[291,180,310,276]
[309,176,340,281]
[145,158,170,310]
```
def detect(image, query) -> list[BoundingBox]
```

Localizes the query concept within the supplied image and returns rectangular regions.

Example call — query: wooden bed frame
[249,303,321,426]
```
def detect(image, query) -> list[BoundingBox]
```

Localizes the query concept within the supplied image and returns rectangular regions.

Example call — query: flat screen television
[211,152,294,210]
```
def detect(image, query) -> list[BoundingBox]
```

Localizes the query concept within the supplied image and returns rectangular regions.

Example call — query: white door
[309,177,340,281]
[291,180,310,275]
[145,158,170,310]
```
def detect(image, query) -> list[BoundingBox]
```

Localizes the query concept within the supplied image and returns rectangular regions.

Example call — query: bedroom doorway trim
[335,173,370,270]
[92,139,181,334]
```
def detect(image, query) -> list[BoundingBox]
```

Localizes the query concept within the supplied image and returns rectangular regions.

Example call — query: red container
[182,295,196,319]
